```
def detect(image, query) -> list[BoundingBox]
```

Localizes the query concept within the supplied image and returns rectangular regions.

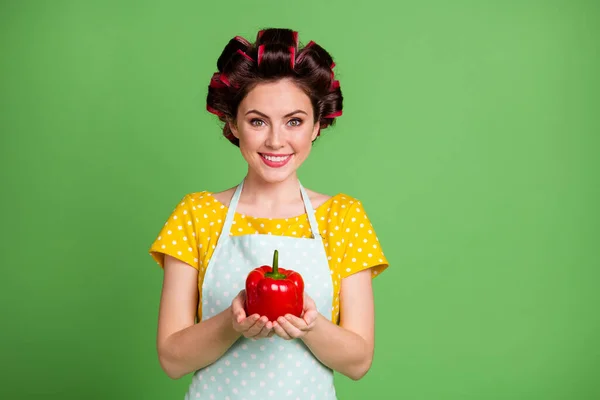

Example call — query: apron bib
[185,179,337,400]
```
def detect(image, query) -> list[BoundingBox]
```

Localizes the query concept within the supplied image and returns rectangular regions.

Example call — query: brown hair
[206,28,343,146]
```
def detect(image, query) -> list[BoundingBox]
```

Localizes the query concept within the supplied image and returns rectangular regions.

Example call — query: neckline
[225,179,323,240]
[204,191,339,222]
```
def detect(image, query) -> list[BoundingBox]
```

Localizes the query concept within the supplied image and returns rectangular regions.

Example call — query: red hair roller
[289,46,296,68]
[234,36,251,47]
[207,104,225,117]
[236,49,254,62]
[209,73,227,88]
[218,73,232,87]
[210,72,237,88]
[324,110,342,118]
[296,41,315,64]
[257,45,265,66]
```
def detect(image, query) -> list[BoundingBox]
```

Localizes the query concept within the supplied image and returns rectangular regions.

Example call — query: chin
[256,168,296,184]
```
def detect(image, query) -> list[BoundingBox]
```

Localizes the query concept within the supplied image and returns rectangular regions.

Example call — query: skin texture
[157,78,376,381]
[229,78,321,188]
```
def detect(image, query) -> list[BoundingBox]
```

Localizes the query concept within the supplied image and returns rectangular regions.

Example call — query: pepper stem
[264,250,287,279]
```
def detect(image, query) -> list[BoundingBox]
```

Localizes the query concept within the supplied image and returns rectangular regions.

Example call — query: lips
[259,153,293,168]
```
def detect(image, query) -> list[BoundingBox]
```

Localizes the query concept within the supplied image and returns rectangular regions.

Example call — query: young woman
[149,28,389,400]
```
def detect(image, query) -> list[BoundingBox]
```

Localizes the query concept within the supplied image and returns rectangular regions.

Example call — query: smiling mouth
[259,153,293,168]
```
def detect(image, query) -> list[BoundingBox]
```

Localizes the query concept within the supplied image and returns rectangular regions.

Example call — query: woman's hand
[231,290,274,339]
[272,293,319,340]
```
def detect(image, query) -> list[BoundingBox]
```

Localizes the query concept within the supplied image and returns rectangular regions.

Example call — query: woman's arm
[156,255,272,379]
[156,255,240,379]
[274,269,376,380]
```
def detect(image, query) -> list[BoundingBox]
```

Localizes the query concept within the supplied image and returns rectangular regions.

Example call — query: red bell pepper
[245,249,304,322]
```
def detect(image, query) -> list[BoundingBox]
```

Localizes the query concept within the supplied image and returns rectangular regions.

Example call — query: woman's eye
[250,119,265,127]
[288,118,302,127]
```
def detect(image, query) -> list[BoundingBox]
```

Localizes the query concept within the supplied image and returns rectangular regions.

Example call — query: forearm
[158,306,241,379]
[301,314,373,380]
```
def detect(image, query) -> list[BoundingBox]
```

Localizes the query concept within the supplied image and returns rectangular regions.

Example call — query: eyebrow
[245,109,308,119]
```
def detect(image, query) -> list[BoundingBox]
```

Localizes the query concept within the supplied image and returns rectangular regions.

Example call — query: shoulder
[303,188,335,211]
[305,189,370,227]
[209,187,237,208]
[172,190,228,219]
[315,191,378,237]
[305,189,363,213]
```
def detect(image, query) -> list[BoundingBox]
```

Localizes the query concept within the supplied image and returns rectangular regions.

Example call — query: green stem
[264,250,286,279]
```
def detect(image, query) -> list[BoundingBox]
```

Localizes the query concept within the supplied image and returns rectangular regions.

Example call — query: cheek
[294,128,316,149]
[238,130,262,150]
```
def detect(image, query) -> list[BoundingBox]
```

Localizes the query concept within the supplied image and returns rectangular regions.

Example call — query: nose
[265,125,284,149]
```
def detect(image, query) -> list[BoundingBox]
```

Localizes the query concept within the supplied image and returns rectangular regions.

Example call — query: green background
[1,0,598,399]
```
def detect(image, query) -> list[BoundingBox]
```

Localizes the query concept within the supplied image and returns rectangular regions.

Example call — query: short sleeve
[149,194,200,270]
[339,200,389,279]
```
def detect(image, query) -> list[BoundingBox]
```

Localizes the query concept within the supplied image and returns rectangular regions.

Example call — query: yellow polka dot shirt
[149,191,389,323]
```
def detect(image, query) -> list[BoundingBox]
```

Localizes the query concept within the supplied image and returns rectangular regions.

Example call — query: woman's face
[230,79,320,184]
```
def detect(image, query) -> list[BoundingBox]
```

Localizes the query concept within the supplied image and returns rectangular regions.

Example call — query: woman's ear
[310,121,320,141]
[228,119,240,138]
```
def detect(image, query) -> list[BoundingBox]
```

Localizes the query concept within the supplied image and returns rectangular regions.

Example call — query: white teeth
[262,154,290,162]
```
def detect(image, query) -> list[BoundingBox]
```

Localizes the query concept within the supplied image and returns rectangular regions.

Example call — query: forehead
[239,79,312,115]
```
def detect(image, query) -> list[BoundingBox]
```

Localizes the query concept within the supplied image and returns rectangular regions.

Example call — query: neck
[240,168,302,209]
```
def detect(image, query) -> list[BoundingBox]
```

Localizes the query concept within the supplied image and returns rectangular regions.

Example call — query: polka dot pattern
[176,181,338,399]
[149,192,389,323]
[187,230,336,399]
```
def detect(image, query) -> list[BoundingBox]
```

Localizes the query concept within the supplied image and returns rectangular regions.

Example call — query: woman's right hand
[231,290,274,339]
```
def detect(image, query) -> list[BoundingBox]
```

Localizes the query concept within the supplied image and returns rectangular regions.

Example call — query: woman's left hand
[273,293,319,340]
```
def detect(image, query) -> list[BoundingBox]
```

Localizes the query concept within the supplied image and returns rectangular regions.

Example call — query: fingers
[302,309,319,328]
[238,313,316,341]
[230,290,277,339]
[272,320,292,340]
[231,288,320,341]
[253,320,274,339]
[303,293,317,311]
[235,314,260,333]
[284,315,308,331]
[244,316,268,338]
[231,290,247,323]
[271,293,320,340]
[233,308,247,325]
[235,314,275,339]
[232,290,246,306]
[274,315,304,339]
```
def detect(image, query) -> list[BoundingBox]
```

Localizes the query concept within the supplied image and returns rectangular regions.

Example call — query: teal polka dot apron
[184,179,337,400]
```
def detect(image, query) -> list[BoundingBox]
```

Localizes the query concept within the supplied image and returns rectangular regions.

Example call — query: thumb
[304,309,318,326]
[235,307,247,323]
[304,293,316,309]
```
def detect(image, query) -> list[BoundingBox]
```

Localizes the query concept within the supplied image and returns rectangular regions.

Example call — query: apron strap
[218,178,322,240]
[298,182,322,239]
[220,179,244,239]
